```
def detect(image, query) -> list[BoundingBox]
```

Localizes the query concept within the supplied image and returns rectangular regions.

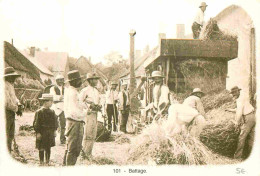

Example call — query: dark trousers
[192,22,202,39]
[5,110,15,153]
[64,119,84,166]
[120,108,129,133]
[234,112,255,159]
[106,104,118,131]
[59,112,66,144]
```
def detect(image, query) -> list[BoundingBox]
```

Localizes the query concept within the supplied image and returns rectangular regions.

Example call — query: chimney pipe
[30,47,36,57]
[129,29,136,107]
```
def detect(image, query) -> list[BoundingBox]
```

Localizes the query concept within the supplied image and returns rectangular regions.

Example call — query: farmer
[63,70,86,166]
[33,94,58,166]
[183,88,206,136]
[226,86,255,159]
[118,82,130,133]
[192,2,208,39]
[105,81,119,132]
[4,67,23,153]
[50,74,66,144]
[79,72,101,160]
[151,71,170,116]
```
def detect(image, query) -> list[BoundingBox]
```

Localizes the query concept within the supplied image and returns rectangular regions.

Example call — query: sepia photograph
[0,0,260,175]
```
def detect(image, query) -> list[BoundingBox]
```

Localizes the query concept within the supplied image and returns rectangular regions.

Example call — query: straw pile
[200,120,240,158]
[128,122,215,165]
[115,134,131,144]
[200,19,237,41]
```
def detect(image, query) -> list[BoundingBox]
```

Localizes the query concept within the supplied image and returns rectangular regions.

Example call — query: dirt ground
[12,110,239,166]
[14,112,132,166]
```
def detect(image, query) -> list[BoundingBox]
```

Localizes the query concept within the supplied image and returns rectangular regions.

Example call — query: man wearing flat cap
[192,2,208,39]
[4,67,23,152]
[79,72,101,160]
[226,86,255,159]
[63,70,86,165]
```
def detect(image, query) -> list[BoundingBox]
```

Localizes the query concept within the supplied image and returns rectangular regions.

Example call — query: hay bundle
[128,122,215,165]
[200,120,240,158]
[115,134,131,144]
[200,19,237,40]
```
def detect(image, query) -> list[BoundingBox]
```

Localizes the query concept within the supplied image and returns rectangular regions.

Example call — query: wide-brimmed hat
[150,71,165,79]
[66,70,83,82]
[4,67,21,78]
[230,86,241,94]
[86,72,100,80]
[199,2,208,8]
[191,88,204,95]
[39,94,53,101]
[55,74,64,80]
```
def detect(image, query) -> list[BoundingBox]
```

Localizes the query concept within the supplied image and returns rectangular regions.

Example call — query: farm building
[4,41,42,81]
[67,56,108,93]
[25,47,70,78]
[204,4,257,103]
[20,50,54,82]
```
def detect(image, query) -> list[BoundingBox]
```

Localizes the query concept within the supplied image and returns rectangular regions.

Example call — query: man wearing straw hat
[50,74,66,144]
[118,82,130,133]
[226,86,255,159]
[151,71,170,115]
[192,2,208,39]
[105,81,119,132]
[63,70,86,165]
[183,88,206,136]
[4,67,23,152]
[79,72,101,160]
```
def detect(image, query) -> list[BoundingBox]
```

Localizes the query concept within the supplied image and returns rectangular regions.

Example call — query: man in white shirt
[226,86,255,159]
[192,2,208,39]
[183,88,206,136]
[106,81,119,132]
[118,82,130,133]
[4,67,23,152]
[50,74,66,144]
[79,72,101,159]
[151,71,170,115]
[63,70,86,166]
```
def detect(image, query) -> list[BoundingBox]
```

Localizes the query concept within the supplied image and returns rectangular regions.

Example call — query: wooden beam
[160,39,238,60]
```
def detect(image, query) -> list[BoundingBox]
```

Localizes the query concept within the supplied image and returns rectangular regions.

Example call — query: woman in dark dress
[33,94,58,166]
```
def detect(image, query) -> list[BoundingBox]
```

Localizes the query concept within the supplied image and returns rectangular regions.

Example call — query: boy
[33,94,58,166]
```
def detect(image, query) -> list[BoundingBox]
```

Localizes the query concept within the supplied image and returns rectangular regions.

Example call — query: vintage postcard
[0,0,259,175]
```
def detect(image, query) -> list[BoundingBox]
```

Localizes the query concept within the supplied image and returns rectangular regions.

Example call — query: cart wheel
[30,99,40,112]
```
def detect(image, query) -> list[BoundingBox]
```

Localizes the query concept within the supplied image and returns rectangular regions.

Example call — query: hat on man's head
[150,71,165,79]
[4,67,21,78]
[199,2,208,8]
[230,86,241,94]
[191,88,204,96]
[86,72,100,80]
[39,94,53,101]
[55,74,64,80]
[66,70,83,82]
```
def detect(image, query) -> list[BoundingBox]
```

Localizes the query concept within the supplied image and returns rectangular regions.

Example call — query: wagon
[15,88,42,112]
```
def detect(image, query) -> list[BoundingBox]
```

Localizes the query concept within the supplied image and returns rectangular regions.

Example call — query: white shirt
[106,89,118,104]
[118,90,130,110]
[50,85,64,116]
[5,81,19,113]
[194,9,205,26]
[153,84,170,110]
[183,95,205,116]
[64,86,86,122]
[236,96,254,118]
[79,85,100,111]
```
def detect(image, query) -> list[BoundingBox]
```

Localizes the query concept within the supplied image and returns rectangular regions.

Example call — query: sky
[0,0,238,64]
